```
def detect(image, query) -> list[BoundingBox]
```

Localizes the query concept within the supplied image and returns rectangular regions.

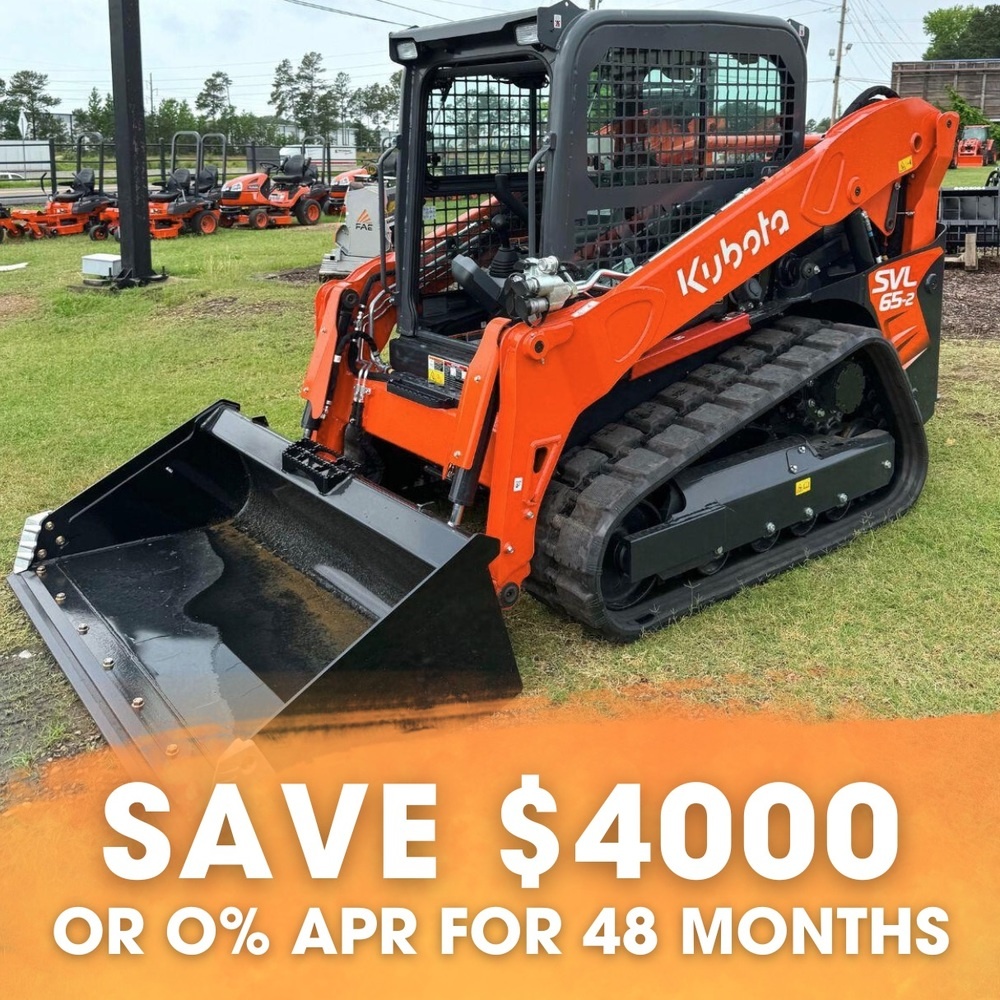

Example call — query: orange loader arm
[307,97,957,594]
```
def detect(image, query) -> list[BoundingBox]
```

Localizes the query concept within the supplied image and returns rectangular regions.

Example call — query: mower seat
[149,168,192,202]
[196,165,219,194]
[274,154,310,185]
[52,168,96,203]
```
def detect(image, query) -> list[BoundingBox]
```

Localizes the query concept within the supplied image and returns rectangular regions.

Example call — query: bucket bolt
[803,507,815,519]
[54,592,66,604]
[837,493,848,505]
[44,520,55,531]
[165,743,179,758]
[102,657,114,670]
[764,522,777,535]
[76,623,88,635]
[55,536,66,547]
[131,697,145,711]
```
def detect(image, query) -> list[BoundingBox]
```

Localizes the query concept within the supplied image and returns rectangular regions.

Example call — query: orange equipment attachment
[9,6,959,774]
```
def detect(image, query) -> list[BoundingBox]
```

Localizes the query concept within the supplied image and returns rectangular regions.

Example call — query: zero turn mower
[91,132,226,241]
[10,132,115,237]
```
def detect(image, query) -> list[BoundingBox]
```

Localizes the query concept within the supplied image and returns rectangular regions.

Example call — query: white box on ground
[82,253,122,278]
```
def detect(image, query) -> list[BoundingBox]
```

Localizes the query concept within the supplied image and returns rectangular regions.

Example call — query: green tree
[0,77,18,139]
[146,98,198,145]
[952,4,1000,58]
[923,6,978,59]
[72,88,115,139]
[349,73,401,148]
[805,116,831,133]
[270,58,297,120]
[944,87,1000,141]
[293,52,327,133]
[195,71,234,131]
[4,70,62,139]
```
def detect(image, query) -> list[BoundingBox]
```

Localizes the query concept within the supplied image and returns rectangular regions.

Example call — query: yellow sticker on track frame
[795,477,812,496]
[898,155,913,174]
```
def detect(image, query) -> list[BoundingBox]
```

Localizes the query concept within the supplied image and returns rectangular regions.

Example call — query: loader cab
[389,4,806,349]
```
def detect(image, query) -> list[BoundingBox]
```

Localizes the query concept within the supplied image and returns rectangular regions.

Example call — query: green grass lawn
[943,164,998,187]
[0,224,998,778]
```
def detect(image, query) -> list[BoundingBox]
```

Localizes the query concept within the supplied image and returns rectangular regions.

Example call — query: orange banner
[1,708,997,998]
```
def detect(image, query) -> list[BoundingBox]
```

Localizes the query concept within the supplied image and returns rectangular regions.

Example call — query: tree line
[923,5,1000,59]
[1,52,400,151]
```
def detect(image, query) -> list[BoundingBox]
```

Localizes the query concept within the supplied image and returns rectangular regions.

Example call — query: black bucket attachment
[8,402,520,774]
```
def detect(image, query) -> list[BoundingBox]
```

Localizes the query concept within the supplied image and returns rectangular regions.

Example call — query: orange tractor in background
[219,153,332,228]
[953,124,996,167]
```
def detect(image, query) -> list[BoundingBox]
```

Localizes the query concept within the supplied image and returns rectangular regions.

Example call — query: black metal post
[48,139,56,196]
[108,0,159,286]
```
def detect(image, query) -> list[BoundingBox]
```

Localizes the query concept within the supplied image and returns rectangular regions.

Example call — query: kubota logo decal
[871,264,918,312]
[677,208,790,296]
[355,209,373,231]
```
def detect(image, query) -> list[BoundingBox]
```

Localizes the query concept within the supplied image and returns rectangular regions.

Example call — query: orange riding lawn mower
[10,4,958,773]
[219,151,335,229]
[4,132,116,238]
[91,132,228,241]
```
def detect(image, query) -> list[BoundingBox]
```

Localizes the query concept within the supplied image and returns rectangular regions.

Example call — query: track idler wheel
[600,501,661,612]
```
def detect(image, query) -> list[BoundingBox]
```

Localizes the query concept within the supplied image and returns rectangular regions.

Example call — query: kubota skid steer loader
[10,3,956,773]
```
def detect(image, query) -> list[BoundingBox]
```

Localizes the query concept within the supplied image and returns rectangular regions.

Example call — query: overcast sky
[0,0,959,125]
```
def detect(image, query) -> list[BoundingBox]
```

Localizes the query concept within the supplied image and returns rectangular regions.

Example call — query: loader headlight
[515,21,539,45]
[395,40,418,61]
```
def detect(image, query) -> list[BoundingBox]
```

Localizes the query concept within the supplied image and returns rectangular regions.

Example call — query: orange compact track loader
[10,132,115,237]
[10,5,957,773]
[219,153,330,228]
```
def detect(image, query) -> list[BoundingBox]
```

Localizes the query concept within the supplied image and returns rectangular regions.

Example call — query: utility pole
[109,0,159,287]
[831,0,848,122]
[148,72,154,114]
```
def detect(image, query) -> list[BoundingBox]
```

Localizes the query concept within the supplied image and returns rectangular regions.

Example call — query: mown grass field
[943,164,998,187]
[0,222,998,782]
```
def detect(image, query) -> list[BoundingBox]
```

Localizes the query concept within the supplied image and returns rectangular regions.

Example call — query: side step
[529,318,929,639]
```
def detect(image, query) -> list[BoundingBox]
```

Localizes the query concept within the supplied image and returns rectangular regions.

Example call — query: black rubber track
[527,316,929,640]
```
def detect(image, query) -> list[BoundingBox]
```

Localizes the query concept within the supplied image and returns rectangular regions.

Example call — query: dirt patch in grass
[172,295,291,320]
[942,261,1000,340]
[0,293,36,321]
[0,648,102,807]
[264,265,321,284]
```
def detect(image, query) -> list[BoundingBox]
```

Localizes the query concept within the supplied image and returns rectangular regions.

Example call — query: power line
[276,0,406,26]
